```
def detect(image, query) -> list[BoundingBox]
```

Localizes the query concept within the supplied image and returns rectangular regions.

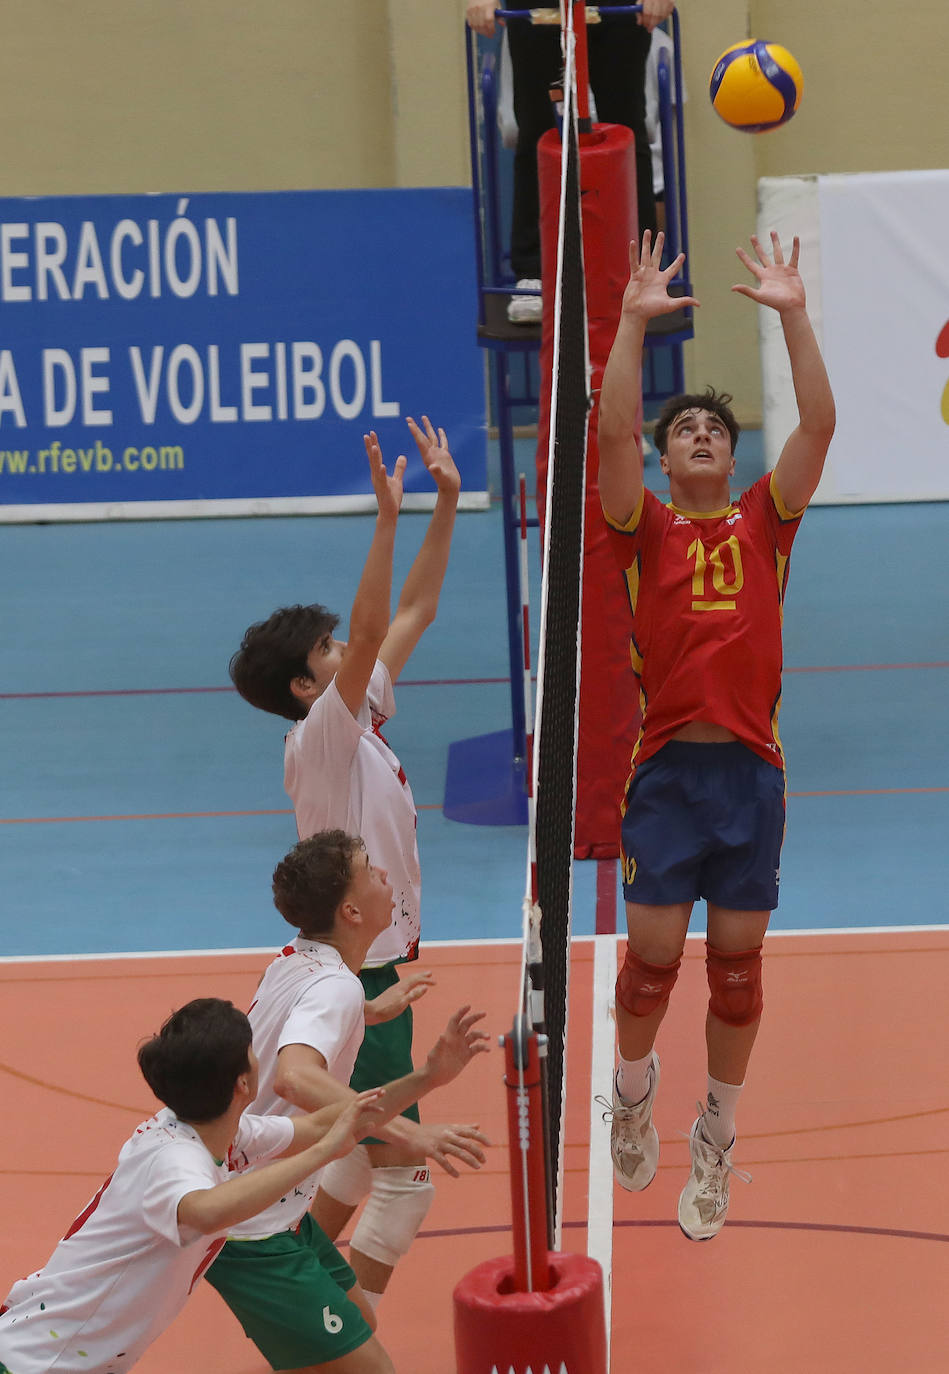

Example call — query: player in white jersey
[205,830,489,1370]
[228,417,464,1307]
[0,998,382,1374]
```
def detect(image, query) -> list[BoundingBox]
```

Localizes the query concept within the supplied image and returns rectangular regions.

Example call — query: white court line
[1,925,947,965]
[588,931,617,1368]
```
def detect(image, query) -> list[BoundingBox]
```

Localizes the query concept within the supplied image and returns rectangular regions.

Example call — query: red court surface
[2,932,947,1373]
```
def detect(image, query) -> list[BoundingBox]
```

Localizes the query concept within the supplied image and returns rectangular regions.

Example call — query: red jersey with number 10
[605,471,803,775]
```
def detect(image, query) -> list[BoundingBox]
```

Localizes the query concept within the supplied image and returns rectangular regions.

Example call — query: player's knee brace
[350,1165,435,1268]
[706,943,764,1027]
[616,947,681,1018]
[318,1144,373,1208]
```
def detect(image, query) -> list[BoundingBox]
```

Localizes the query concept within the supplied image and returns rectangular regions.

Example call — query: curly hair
[653,387,740,458]
[272,831,366,939]
[229,604,339,721]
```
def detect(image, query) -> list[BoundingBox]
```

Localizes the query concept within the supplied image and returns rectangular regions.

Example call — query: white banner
[759,170,949,504]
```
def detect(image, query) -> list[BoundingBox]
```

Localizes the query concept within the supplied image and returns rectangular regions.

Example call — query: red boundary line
[2,788,947,827]
[2,662,947,701]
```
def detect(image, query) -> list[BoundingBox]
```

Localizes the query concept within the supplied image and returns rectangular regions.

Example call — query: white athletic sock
[703,1074,743,1148]
[362,1290,382,1315]
[616,1051,655,1106]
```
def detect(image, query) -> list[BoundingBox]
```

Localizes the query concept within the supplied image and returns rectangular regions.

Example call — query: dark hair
[137,998,252,1123]
[229,604,340,721]
[653,387,740,457]
[272,830,365,939]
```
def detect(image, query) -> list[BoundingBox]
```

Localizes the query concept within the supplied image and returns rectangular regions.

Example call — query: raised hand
[407,415,461,497]
[364,969,435,1026]
[424,1005,490,1088]
[319,1090,385,1162]
[363,429,406,522]
[417,1122,491,1177]
[733,231,806,314]
[621,230,699,322]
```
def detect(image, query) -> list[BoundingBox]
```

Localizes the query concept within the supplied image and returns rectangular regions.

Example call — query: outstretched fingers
[363,429,381,464]
[733,229,804,309]
[450,1005,490,1047]
[406,414,460,493]
[407,413,445,453]
[406,414,429,451]
[627,229,665,272]
[363,429,406,513]
[435,1126,490,1173]
[735,243,763,280]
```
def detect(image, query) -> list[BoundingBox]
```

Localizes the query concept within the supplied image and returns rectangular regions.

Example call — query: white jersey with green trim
[284,660,421,967]
[0,1109,292,1374]
[226,938,365,1241]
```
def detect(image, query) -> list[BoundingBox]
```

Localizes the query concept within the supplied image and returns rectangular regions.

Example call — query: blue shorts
[621,740,786,911]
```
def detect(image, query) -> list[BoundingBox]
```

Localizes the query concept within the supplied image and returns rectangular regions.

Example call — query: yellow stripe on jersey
[775,550,790,624]
[667,499,738,520]
[770,689,787,767]
[603,485,646,534]
[619,701,647,816]
[624,555,641,616]
[769,469,806,521]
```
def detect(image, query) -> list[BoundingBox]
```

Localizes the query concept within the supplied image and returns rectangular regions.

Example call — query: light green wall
[1,2,946,419]
[0,1,396,194]
[677,0,949,416]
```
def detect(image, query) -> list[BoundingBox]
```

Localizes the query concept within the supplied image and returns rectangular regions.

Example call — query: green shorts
[352,963,420,1143]
[205,1213,372,1369]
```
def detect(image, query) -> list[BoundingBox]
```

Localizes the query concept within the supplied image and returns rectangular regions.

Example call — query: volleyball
[709,40,803,132]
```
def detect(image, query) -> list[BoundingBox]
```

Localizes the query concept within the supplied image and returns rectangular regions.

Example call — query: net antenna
[504,0,592,1289]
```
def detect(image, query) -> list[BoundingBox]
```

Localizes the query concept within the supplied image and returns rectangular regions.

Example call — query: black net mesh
[532,88,590,1232]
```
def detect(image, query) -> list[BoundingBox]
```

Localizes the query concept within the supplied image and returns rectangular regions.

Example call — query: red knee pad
[616,947,681,1017]
[706,943,763,1027]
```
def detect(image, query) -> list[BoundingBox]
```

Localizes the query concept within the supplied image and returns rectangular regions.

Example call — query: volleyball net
[504,0,592,1287]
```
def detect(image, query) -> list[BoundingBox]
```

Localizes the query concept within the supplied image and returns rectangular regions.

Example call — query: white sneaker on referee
[507,278,542,324]
[677,1111,751,1242]
[598,1051,660,1191]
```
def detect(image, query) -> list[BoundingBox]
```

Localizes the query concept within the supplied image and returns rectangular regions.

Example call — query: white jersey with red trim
[284,659,420,967]
[0,1109,292,1374]
[226,938,366,1241]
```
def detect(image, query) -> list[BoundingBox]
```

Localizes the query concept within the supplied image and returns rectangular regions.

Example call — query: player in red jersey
[596,229,835,1240]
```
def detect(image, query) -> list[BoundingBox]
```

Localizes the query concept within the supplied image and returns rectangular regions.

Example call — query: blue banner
[0,189,487,517]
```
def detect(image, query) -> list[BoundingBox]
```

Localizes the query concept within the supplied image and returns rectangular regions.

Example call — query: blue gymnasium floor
[1,431,947,959]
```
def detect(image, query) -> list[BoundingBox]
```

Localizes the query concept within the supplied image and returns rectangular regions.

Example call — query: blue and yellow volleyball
[709,40,803,133]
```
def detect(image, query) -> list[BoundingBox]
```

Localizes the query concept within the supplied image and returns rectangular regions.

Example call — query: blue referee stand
[444,5,693,827]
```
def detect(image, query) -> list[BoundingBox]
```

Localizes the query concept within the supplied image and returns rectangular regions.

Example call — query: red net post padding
[536,122,643,859]
[454,1252,606,1374]
[503,1026,551,1292]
